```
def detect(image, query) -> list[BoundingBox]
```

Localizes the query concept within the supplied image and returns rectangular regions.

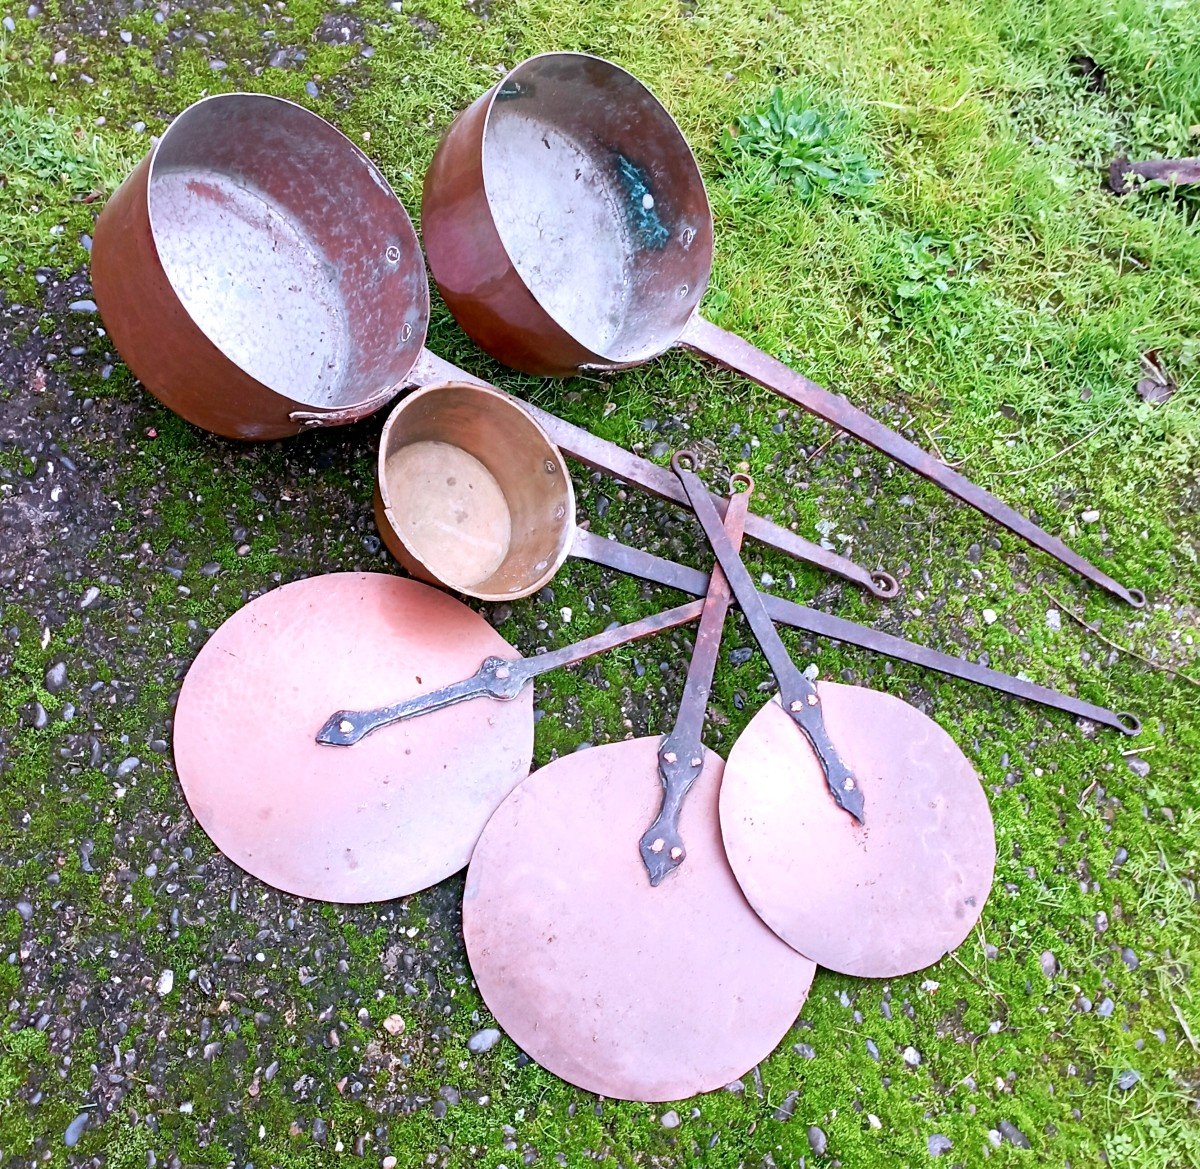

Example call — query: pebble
[1116,1070,1141,1090]
[467,1028,500,1053]
[64,1112,89,1147]
[45,661,68,692]
[1046,608,1061,631]
[660,1110,680,1128]
[1126,756,1150,778]
[966,543,981,563]
[81,586,101,608]
[865,1039,879,1060]
[794,1042,816,1060]
[116,757,140,777]
[998,1120,1030,1148]
[928,1134,953,1156]
[25,702,48,729]
[728,647,753,666]
[773,1091,798,1121]
[902,1046,921,1066]
[1096,997,1114,1018]
[1081,509,1100,523]
[1121,947,1139,970]
[156,969,175,996]
[807,1126,827,1155]
[68,299,98,313]
[982,608,998,625]
[383,1158,397,1169]
[306,80,319,97]
[1040,951,1058,978]
[382,1014,405,1035]
[312,1118,328,1145]
[17,900,33,922]
[2,15,15,30]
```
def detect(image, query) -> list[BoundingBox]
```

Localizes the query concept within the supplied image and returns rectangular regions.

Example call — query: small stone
[1081,509,1100,524]
[902,1046,921,1066]
[1095,911,1109,934]
[807,1126,827,1155]
[793,1042,816,1060]
[773,1091,798,1121]
[865,1039,879,1060]
[116,757,140,777]
[729,647,753,667]
[966,543,981,563]
[1096,998,1114,1018]
[81,586,101,608]
[1040,951,1058,978]
[998,1120,1031,1148]
[312,1118,328,1145]
[64,1112,89,1146]
[383,1158,397,1169]
[660,1110,680,1128]
[306,80,319,97]
[928,1134,953,1156]
[45,661,67,692]
[467,1028,500,1053]
[1116,1070,1141,1090]
[382,1014,405,1036]
[982,608,998,625]
[69,299,98,313]
[209,58,226,70]
[1121,947,1139,970]
[1126,756,1150,779]
[156,969,174,996]
[16,900,33,922]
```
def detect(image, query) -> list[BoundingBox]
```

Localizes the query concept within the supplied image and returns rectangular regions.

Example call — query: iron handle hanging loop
[673,452,865,824]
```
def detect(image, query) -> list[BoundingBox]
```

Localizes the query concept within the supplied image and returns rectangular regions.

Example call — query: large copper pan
[93,93,438,440]
[421,53,1144,608]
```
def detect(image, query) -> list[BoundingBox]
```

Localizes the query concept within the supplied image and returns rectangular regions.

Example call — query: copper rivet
[663,751,677,764]
[338,719,353,734]
[650,838,665,853]
[670,847,683,861]
[807,693,819,706]
[844,777,855,790]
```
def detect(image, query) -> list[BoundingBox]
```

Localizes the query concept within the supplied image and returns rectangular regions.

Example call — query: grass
[1,0,1199,1165]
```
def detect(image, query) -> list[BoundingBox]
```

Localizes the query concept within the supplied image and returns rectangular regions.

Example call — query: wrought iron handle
[316,656,528,744]
[673,452,865,824]
[679,314,1146,609]
[638,477,752,885]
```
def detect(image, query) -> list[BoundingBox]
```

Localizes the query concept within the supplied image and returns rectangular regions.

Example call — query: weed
[721,86,882,201]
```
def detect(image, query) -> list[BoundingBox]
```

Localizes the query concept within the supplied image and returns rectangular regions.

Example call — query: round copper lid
[173,573,533,902]
[720,682,996,977]
[463,737,816,1102]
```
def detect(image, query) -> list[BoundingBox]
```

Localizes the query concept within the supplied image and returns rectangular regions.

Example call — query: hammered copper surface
[92,93,428,440]
[376,383,575,601]
[463,738,816,1102]
[172,574,532,902]
[720,682,996,977]
[422,52,1143,607]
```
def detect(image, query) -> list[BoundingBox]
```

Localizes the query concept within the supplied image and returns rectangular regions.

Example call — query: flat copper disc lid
[173,573,532,902]
[720,682,996,978]
[463,737,815,1102]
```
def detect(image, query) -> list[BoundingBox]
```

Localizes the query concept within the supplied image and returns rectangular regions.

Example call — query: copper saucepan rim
[477,51,714,367]
[144,91,430,412]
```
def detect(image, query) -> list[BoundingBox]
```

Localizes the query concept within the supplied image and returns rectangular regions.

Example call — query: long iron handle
[572,528,1141,736]
[675,453,868,822]
[395,348,899,598]
[639,478,750,885]
[316,599,706,746]
[680,314,1145,609]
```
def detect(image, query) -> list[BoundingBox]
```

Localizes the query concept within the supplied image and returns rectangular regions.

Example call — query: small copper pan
[375,382,575,601]
[93,93,442,441]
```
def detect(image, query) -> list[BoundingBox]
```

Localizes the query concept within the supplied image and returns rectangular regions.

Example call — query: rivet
[844,777,856,791]
[807,693,819,706]
[650,838,665,853]
[663,751,677,764]
[495,666,510,680]
[339,719,353,734]
[669,847,683,861]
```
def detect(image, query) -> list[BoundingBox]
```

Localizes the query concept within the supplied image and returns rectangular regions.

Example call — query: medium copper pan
[92,93,444,441]
[421,52,1144,608]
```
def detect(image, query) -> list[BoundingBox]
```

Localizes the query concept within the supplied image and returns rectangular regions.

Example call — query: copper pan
[92,93,445,441]
[421,52,1144,608]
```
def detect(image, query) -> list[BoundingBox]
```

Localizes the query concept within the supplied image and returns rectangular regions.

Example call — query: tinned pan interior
[377,383,576,601]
